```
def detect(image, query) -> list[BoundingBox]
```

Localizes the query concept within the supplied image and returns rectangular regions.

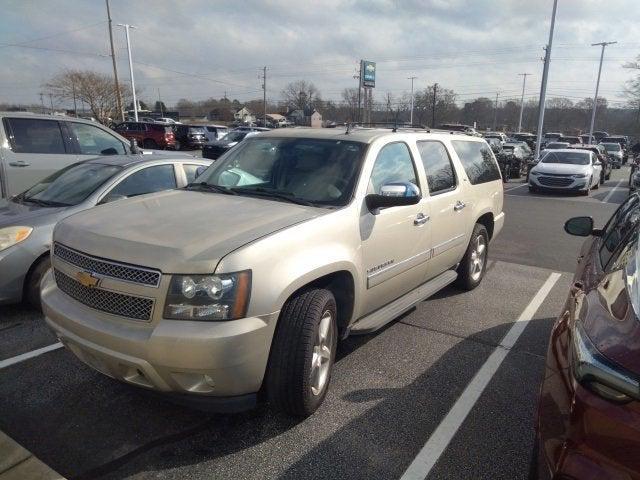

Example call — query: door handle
[414,213,429,226]
[454,201,466,211]
[9,161,30,167]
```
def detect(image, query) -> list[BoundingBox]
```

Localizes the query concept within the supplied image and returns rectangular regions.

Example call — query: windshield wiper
[231,187,315,207]
[20,197,70,207]
[185,182,237,195]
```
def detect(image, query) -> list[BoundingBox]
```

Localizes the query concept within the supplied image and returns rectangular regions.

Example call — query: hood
[0,199,69,229]
[54,189,323,273]
[533,162,590,175]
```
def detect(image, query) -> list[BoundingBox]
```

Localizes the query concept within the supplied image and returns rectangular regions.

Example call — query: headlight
[529,170,540,176]
[164,271,251,321]
[0,226,33,252]
[571,322,640,403]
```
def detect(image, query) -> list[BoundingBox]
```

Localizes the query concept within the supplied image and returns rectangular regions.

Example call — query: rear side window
[417,141,456,194]
[5,118,66,154]
[108,164,176,198]
[451,140,501,185]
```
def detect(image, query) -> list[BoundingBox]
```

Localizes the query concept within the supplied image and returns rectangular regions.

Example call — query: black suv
[173,125,207,150]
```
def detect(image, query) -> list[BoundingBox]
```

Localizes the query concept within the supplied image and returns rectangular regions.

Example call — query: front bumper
[529,175,589,191]
[41,270,279,401]
[536,310,640,479]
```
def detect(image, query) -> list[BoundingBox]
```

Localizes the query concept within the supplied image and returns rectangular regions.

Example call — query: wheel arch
[475,211,494,240]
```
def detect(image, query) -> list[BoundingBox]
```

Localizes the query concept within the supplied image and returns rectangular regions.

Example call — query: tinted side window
[69,122,126,155]
[369,143,417,194]
[451,140,501,185]
[5,118,66,154]
[417,141,456,194]
[600,196,640,268]
[108,165,176,198]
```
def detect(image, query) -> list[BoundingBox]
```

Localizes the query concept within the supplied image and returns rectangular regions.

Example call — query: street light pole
[117,23,138,122]
[493,92,500,131]
[408,76,417,125]
[534,0,559,161]
[588,41,617,143]
[517,73,530,132]
[106,0,124,122]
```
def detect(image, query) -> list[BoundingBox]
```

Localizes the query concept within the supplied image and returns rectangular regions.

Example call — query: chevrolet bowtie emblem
[76,271,100,288]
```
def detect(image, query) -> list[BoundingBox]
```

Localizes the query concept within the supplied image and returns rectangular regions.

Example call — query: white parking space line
[400,272,561,480]
[504,183,528,192]
[602,179,624,203]
[0,342,63,370]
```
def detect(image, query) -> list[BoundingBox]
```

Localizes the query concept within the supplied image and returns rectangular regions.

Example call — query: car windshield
[602,143,621,152]
[540,151,590,165]
[17,162,122,207]
[196,137,366,206]
[221,131,247,142]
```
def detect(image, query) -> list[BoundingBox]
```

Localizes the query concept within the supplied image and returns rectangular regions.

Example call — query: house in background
[234,107,255,124]
[287,107,322,127]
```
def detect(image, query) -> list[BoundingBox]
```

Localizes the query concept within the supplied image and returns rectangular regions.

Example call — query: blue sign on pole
[361,60,376,88]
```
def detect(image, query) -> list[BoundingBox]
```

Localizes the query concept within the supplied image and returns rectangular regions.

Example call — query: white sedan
[528,149,602,196]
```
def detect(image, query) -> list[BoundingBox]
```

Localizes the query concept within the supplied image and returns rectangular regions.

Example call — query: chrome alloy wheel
[469,234,487,282]
[310,310,334,396]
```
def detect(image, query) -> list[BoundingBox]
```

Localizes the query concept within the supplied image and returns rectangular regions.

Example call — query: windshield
[602,143,621,152]
[540,151,590,165]
[196,137,366,206]
[18,163,122,207]
[221,131,248,142]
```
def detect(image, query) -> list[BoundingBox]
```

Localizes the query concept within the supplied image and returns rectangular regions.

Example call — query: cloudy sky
[1,0,639,109]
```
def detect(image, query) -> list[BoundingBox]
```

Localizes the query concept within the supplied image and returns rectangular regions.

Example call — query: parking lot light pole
[534,0,558,161]
[408,76,417,125]
[517,73,530,132]
[588,41,617,144]
[117,23,138,122]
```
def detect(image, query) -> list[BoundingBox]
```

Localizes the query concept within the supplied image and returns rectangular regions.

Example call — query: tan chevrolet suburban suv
[42,127,504,416]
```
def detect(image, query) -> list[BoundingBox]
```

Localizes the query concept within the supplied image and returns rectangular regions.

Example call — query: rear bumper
[42,270,279,399]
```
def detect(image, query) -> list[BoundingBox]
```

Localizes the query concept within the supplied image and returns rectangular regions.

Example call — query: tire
[511,164,521,179]
[581,179,591,196]
[455,224,489,291]
[143,139,158,149]
[266,288,338,417]
[24,256,51,310]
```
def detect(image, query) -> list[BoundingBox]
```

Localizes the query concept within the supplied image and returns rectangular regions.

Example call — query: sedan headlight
[0,226,33,252]
[571,321,640,403]
[164,271,251,321]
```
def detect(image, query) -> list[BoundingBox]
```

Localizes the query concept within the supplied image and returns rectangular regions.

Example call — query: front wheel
[24,256,51,310]
[266,288,337,417]
[455,224,489,291]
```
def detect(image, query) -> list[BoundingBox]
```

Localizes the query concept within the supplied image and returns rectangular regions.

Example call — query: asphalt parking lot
[0,166,629,480]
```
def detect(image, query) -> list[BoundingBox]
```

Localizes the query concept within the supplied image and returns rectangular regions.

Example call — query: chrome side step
[349,269,458,335]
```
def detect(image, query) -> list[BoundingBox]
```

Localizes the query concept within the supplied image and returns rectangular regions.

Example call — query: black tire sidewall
[26,257,51,309]
[456,224,489,291]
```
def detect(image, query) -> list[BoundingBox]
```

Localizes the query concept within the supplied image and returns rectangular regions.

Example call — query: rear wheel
[266,288,337,417]
[24,256,51,310]
[455,224,488,291]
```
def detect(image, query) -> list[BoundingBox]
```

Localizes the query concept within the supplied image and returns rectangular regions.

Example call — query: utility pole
[408,76,417,125]
[534,0,559,161]
[517,73,530,132]
[157,88,163,116]
[72,82,78,117]
[48,93,54,113]
[493,92,500,131]
[106,0,124,122]
[117,23,138,121]
[39,93,45,114]
[356,62,362,123]
[588,41,617,144]
[432,83,438,128]
[262,66,267,126]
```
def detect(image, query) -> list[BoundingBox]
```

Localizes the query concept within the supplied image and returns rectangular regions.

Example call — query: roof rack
[343,122,431,134]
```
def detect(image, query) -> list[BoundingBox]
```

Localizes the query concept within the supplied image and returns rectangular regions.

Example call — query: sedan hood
[54,190,323,273]
[533,163,590,175]
[0,199,68,229]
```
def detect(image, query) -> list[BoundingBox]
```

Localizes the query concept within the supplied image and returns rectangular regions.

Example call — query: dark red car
[535,194,640,479]
[114,122,176,149]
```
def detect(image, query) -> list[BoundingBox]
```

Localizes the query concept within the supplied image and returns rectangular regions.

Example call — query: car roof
[546,148,590,154]
[83,154,208,167]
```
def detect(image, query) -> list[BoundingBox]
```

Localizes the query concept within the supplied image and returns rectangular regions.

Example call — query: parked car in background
[0,112,136,199]
[202,125,228,142]
[571,144,611,182]
[536,194,640,479]
[173,125,207,150]
[511,132,536,149]
[437,123,481,136]
[602,136,629,163]
[600,142,624,169]
[41,128,505,416]
[201,128,268,160]
[483,132,507,143]
[580,133,592,144]
[529,149,602,195]
[155,117,181,125]
[562,136,582,145]
[544,132,563,142]
[0,154,210,307]
[499,144,527,179]
[114,122,176,150]
[543,141,571,150]
[592,131,609,142]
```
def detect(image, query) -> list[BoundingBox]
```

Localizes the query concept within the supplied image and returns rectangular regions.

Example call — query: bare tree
[341,88,359,121]
[281,80,321,111]
[45,69,131,124]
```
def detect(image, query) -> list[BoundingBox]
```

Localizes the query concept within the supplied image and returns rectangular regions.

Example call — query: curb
[0,431,66,479]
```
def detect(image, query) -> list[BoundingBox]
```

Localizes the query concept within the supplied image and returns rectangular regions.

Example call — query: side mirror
[564,216,594,237]
[195,166,207,177]
[99,193,128,205]
[129,138,141,154]
[366,182,420,214]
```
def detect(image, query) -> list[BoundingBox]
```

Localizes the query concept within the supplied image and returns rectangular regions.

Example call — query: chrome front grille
[54,269,154,321]
[53,243,161,287]
[538,176,574,187]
